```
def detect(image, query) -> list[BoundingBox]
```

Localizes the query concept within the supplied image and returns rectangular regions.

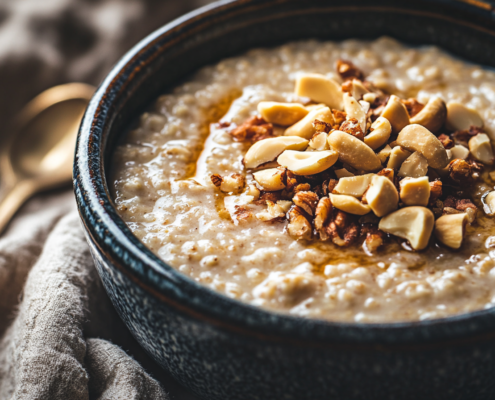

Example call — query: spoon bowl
[0,83,94,233]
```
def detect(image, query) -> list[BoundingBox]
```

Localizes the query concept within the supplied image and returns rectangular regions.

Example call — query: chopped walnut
[340,118,364,141]
[293,191,319,216]
[336,59,364,81]
[287,206,312,240]
[327,179,339,194]
[438,134,454,149]
[314,198,359,247]
[456,198,477,212]
[229,116,274,142]
[429,180,443,205]
[331,211,360,247]
[293,183,311,194]
[312,119,333,133]
[211,174,222,187]
[314,197,333,240]
[401,98,425,118]
[217,121,232,128]
[283,169,300,192]
[255,190,283,205]
[234,205,253,222]
[449,159,473,185]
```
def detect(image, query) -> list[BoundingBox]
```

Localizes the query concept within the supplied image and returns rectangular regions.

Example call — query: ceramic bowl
[74,1,495,399]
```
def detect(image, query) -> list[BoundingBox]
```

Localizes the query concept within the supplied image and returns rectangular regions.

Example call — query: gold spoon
[0,83,95,234]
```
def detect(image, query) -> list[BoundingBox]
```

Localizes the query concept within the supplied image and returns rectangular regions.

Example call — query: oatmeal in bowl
[112,37,495,323]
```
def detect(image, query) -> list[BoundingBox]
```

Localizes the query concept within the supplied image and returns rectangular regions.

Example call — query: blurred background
[0,0,214,148]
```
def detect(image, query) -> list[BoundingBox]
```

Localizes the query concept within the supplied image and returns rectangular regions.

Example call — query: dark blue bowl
[74,1,495,399]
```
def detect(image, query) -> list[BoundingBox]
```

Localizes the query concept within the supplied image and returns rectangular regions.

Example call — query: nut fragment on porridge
[112,38,495,323]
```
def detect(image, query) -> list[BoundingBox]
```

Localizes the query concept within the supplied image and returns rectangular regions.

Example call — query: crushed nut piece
[210,174,222,187]
[336,59,364,81]
[448,159,473,185]
[230,116,274,142]
[287,206,312,240]
[429,181,443,205]
[340,118,364,141]
[362,225,385,254]
[256,191,283,205]
[312,119,333,133]
[401,98,425,118]
[211,173,245,193]
[456,198,477,212]
[452,125,482,147]
[332,110,347,126]
[314,197,333,240]
[438,134,454,149]
[235,205,253,222]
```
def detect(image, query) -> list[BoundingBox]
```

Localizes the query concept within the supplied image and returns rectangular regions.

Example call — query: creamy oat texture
[112,37,495,322]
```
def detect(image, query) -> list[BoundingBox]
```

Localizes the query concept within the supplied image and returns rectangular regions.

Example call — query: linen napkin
[0,190,187,399]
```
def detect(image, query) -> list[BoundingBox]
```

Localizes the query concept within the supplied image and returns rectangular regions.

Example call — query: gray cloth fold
[0,192,172,399]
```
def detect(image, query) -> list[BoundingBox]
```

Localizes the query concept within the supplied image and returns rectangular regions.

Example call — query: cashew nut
[257,102,309,126]
[328,130,382,172]
[399,176,430,206]
[308,131,329,151]
[387,146,412,169]
[434,213,468,249]
[295,73,343,110]
[396,124,449,169]
[446,102,483,131]
[285,106,334,139]
[330,194,371,215]
[344,93,367,132]
[483,191,495,215]
[397,151,428,178]
[253,168,286,191]
[381,95,410,134]
[244,136,309,169]
[277,150,338,175]
[366,175,399,217]
[377,144,392,164]
[450,144,470,160]
[469,133,494,165]
[379,206,435,250]
[334,174,375,197]
[335,168,355,178]
[364,116,392,150]
[409,96,446,133]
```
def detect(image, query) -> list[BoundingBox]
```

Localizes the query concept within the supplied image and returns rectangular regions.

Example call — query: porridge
[111,37,495,323]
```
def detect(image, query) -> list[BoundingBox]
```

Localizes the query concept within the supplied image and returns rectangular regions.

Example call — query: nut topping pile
[211,60,495,253]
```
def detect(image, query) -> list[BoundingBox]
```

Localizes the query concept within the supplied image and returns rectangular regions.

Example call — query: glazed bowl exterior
[74,1,495,399]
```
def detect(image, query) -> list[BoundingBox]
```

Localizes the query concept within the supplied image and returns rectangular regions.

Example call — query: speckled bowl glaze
[74,1,495,399]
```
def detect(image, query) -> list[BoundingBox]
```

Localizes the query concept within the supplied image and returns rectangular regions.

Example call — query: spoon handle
[0,180,35,234]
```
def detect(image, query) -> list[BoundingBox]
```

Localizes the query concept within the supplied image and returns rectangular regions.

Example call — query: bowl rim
[74,0,495,348]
